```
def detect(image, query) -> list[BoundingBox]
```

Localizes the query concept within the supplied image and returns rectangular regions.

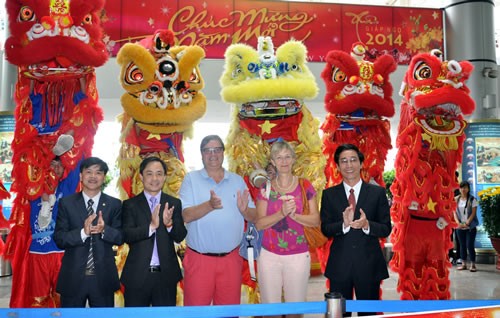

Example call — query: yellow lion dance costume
[115,29,206,304]
[116,29,206,198]
[220,36,326,299]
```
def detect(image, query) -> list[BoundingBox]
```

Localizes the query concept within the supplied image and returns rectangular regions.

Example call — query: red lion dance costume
[4,0,108,307]
[321,43,397,187]
[390,50,475,300]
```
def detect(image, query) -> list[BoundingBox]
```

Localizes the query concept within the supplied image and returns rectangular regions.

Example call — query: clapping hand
[90,211,105,234]
[343,204,355,227]
[162,202,174,227]
[84,212,96,236]
[237,189,250,214]
[350,209,369,230]
[280,196,296,217]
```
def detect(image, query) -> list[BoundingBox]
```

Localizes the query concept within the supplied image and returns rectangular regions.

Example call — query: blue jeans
[456,228,477,263]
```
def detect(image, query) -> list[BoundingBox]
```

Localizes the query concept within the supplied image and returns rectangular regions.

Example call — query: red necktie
[349,188,356,207]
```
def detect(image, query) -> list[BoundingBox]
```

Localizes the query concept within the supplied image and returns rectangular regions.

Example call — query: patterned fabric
[86,199,95,271]
[257,180,316,255]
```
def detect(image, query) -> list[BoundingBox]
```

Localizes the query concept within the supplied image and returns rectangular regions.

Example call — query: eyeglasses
[339,157,359,165]
[202,147,224,154]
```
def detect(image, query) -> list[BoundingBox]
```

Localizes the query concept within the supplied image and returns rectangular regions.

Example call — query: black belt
[148,265,161,272]
[189,247,232,257]
[410,214,439,221]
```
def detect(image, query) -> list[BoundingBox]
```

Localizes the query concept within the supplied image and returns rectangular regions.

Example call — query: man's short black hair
[334,144,365,165]
[80,157,109,174]
[140,156,167,175]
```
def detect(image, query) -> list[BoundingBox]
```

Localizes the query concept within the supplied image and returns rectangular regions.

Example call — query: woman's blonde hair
[270,140,296,160]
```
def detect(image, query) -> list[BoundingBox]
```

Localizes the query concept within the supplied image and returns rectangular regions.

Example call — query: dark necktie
[86,199,95,272]
[349,188,356,208]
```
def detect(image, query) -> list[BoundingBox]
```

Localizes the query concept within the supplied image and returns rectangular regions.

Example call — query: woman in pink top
[255,141,320,317]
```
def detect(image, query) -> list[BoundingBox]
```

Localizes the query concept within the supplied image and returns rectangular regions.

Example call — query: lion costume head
[116,29,206,198]
[220,36,325,198]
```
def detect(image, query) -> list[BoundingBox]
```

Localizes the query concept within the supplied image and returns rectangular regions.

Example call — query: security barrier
[0,299,499,317]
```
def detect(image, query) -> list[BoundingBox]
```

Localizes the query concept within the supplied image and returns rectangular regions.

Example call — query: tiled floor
[0,261,498,316]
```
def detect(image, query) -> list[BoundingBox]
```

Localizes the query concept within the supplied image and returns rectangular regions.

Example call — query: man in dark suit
[320,144,392,317]
[121,157,187,306]
[54,157,123,307]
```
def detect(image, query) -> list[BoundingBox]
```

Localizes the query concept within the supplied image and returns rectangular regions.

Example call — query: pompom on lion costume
[320,42,397,188]
[220,36,326,300]
[3,0,108,307]
[389,50,475,300]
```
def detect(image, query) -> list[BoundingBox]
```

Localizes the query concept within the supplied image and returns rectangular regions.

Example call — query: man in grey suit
[121,157,187,306]
[54,157,123,307]
[321,144,392,317]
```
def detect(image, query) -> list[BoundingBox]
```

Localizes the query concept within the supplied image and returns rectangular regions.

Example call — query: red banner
[101,0,443,64]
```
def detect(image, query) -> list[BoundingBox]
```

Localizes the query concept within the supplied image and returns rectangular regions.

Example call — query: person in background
[454,180,479,272]
[179,135,255,306]
[320,144,392,317]
[54,157,123,307]
[27,157,80,307]
[255,141,319,318]
[449,171,462,265]
[121,156,186,306]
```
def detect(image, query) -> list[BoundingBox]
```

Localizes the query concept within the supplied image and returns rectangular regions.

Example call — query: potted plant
[478,186,500,270]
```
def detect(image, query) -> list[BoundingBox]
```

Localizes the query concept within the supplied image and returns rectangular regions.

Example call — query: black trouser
[60,274,114,307]
[124,271,177,307]
[457,228,477,263]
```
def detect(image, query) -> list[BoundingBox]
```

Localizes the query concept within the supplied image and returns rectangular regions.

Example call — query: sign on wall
[0,112,14,220]
[101,0,443,64]
[462,121,500,249]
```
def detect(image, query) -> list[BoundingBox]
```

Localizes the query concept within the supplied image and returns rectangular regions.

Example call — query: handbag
[239,222,262,281]
[299,178,328,248]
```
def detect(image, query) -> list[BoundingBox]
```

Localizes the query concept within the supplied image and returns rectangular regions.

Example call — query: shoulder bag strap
[299,178,310,216]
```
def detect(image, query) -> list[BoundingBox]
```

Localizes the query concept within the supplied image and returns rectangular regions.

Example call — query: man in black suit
[54,157,123,307]
[121,157,187,306]
[320,144,392,317]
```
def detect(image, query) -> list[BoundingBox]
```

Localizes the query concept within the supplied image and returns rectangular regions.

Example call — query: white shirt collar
[343,179,362,200]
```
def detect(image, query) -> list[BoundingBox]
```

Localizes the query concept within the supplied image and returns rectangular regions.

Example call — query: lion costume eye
[331,67,347,82]
[232,68,242,78]
[124,63,144,85]
[82,14,92,25]
[414,62,432,80]
[19,6,35,22]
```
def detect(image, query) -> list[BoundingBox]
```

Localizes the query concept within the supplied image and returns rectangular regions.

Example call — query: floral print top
[257,178,316,255]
